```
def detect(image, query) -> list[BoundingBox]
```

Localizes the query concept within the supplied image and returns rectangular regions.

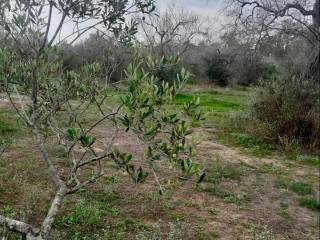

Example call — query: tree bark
[309,0,320,80]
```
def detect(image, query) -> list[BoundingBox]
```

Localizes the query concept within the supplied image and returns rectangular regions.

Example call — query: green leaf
[80,134,96,147]
[197,172,206,183]
[67,128,77,141]
[134,167,148,183]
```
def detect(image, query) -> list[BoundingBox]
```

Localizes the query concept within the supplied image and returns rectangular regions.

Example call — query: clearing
[0,86,319,239]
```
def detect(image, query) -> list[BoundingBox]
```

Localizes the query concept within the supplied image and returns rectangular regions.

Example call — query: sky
[49,0,228,44]
[158,0,223,14]
[157,0,229,36]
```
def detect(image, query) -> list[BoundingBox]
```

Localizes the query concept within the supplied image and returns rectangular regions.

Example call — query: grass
[219,132,276,157]
[175,92,241,112]
[205,160,247,184]
[201,160,251,205]
[0,111,21,148]
[53,189,152,239]
[207,207,219,216]
[299,198,320,210]
[291,181,314,196]
[1,86,319,239]
[249,224,274,240]
[0,111,19,135]
[274,177,290,189]
[295,155,320,166]
[175,88,278,157]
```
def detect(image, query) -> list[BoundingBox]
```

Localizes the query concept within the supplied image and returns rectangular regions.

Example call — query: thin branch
[39,0,54,52]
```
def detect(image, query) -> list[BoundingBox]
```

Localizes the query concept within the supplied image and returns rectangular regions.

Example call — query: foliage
[203,51,231,86]
[295,155,320,166]
[204,160,245,184]
[235,57,278,86]
[0,0,205,238]
[146,55,184,87]
[0,39,204,238]
[59,34,131,82]
[248,76,320,150]
[299,198,320,210]
[119,53,205,184]
[291,182,313,196]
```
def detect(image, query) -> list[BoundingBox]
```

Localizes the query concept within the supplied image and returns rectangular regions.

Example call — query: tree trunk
[313,0,320,28]
[308,48,320,81]
[308,0,319,80]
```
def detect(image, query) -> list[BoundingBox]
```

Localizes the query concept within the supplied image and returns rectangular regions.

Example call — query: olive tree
[0,1,204,239]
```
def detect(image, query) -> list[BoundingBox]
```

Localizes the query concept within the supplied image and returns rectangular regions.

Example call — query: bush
[203,51,231,87]
[147,55,183,86]
[248,76,320,150]
[231,54,278,86]
[240,61,278,86]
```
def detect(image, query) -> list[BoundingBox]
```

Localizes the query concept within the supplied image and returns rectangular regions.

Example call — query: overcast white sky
[158,0,224,13]
[50,0,228,44]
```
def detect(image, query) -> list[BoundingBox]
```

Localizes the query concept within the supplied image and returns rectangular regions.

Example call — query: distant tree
[139,4,209,59]
[61,33,131,83]
[227,0,320,80]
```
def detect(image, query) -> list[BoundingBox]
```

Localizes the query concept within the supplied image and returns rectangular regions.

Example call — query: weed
[228,132,275,156]
[291,181,313,196]
[249,224,274,240]
[207,207,219,216]
[205,160,246,184]
[259,163,288,175]
[0,112,18,135]
[197,231,219,240]
[206,185,244,205]
[55,201,103,228]
[135,220,191,240]
[276,206,291,219]
[1,205,15,217]
[295,155,320,166]
[274,177,290,189]
[168,211,185,221]
[299,198,320,210]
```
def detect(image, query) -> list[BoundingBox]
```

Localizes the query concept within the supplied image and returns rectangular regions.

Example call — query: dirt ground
[0,99,319,240]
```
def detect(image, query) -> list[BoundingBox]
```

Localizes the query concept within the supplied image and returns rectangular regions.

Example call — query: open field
[0,86,319,239]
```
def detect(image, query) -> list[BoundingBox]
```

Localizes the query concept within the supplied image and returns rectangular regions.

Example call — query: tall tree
[228,0,319,79]
[139,4,209,58]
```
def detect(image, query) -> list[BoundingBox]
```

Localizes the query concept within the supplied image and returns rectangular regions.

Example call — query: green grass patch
[205,185,248,205]
[205,161,247,184]
[295,155,320,166]
[0,111,19,135]
[274,177,290,189]
[291,181,313,196]
[299,198,320,210]
[219,132,276,157]
[174,88,248,114]
[55,201,104,228]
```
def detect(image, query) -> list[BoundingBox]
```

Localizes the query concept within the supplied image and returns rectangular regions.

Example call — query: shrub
[248,76,320,150]
[233,56,278,86]
[291,181,313,196]
[147,55,183,86]
[203,51,231,87]
[299,197,320,210]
